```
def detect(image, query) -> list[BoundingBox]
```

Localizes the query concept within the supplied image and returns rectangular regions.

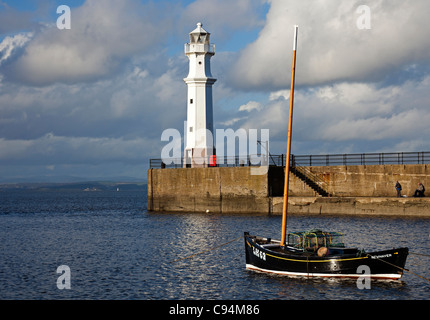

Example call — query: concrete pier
[148,167,269,214]
[272,196,430,217]
[147,165,430,216]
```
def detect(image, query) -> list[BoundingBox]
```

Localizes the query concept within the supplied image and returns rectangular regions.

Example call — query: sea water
[0,188,429,300]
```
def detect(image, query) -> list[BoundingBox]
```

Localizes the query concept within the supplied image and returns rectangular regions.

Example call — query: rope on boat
[367,254,430,283]
[410,252,430,258]
[171,236,242,263]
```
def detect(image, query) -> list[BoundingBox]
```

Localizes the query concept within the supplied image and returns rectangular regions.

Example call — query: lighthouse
[183,22,217,167]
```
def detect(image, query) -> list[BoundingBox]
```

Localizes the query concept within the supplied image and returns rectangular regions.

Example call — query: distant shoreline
[0,181,147,192]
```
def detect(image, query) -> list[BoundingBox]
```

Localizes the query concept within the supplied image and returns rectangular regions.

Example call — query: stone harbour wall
[148,166,269,214]
[147,164,430,216]
[309,164,430,197]
[271,196,430,216]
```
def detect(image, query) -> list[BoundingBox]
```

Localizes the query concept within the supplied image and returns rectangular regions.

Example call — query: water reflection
[157,212,429,300]
[0,190,428,300]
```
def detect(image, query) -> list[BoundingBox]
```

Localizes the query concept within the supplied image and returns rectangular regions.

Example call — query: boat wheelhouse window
[288,230,345,252]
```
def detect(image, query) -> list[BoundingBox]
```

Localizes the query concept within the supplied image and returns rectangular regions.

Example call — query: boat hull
[245,233,408,280]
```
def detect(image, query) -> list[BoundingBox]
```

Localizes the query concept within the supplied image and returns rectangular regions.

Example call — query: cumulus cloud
[0,0,429,181]
[1,0,266,86]
[2,0,170,85]
[214,0,430,156]
[0,32,187,179]
[0,0,272,181]
[0,32,33,65]
[0,60,186,140]
[181,0,265,40]
[238,101,262,112]
[317,78,430,142]
[229,0,430,89]
[235,75,430,154]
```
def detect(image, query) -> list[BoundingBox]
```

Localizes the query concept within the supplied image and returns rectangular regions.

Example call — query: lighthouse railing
[185,43,215,54]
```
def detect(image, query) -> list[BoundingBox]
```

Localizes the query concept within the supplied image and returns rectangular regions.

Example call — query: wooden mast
[281,25,298,246]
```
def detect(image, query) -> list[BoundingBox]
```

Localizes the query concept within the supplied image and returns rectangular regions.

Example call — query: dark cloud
[2,0,172,86]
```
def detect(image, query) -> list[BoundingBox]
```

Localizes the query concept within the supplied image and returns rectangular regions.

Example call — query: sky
[0,0,430,182]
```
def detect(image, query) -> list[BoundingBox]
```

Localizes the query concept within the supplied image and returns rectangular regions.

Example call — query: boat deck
[257,240,362,258]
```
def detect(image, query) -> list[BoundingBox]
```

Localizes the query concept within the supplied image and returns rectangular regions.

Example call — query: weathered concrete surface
[148,165,430,216]
[148,167,269,213]
[271,197,430,217]
[310,164,430,197]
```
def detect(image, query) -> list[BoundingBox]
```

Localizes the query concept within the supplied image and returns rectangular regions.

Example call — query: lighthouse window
[189,127,193,132]
[190,99,193,104]
[199,61,202,65]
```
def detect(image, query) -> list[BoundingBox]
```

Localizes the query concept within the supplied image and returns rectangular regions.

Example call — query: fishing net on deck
[287,229,345,252]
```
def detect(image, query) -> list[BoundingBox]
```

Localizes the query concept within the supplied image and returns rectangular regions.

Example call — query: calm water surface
[0,189,429,300]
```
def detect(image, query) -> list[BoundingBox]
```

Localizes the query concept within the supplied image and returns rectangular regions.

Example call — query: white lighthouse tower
[183,22,216,167]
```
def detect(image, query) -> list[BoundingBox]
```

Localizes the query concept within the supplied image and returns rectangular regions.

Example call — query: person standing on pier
[395,181,402,197]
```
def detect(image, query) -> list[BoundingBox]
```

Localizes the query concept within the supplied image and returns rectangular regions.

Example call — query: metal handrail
[293,151,430,166]
[149,151,430,169]
[291,163,331,196]
[293,164,327,187]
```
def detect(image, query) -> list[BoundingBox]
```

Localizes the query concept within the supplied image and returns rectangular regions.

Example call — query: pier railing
[292,151,430,167]
[149,154,276,169]
[149,151,430,169]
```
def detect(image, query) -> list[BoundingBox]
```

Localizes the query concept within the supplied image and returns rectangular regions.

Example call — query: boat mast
[281,25,298,246]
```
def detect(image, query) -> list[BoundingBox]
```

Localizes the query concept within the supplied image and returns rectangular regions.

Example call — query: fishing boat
[244,231,408,280]
[244,25,409,280]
